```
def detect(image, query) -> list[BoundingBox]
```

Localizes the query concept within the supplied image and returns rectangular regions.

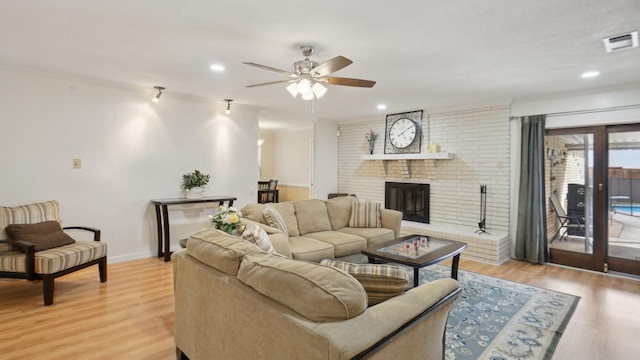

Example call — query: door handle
[598,183,603,191]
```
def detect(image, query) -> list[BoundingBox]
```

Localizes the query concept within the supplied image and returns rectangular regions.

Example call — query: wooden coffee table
[361,235,467,287]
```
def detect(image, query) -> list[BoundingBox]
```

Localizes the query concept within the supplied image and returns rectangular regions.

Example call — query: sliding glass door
[546,124,640,276]
[545,127,603,271]
[607,124,640,275]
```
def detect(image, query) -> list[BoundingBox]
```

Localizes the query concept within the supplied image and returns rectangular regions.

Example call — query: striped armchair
[0,200,107,306]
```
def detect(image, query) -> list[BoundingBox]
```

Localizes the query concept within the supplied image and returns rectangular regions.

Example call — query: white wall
[0,67,259,262]
[312,119,339,199]
[258,131,275,181]
[273,129,312,187]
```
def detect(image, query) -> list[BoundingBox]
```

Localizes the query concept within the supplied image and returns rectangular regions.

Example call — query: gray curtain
[515,115,548,263]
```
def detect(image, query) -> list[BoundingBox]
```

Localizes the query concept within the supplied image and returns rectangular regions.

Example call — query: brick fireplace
[385,182,429,223]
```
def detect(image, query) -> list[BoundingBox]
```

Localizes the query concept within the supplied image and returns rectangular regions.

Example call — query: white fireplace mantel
[360,152,455,177]
[360,152,454,161]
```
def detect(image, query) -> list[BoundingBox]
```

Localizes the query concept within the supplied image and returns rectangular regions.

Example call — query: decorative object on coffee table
[181,169,210,198]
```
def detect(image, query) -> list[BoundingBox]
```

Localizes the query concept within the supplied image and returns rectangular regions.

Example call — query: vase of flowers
[365,129,378,154]
[181,169,211,198]
[210,205,245,235]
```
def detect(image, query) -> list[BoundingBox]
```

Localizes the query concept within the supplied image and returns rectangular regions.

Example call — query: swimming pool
[612,204,640,213]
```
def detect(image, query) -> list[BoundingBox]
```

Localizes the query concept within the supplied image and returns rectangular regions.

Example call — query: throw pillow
[262,206,289,236]
[293,199,332,235]
[5,220,75,251]
[269,202,300,237]
[325,195,357,230]
[242,223,276,254]
[349,201,381,228]
[320,259,409,306]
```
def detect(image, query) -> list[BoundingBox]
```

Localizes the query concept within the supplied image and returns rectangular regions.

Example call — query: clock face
[389,118,416,149]
[384,110,423,154]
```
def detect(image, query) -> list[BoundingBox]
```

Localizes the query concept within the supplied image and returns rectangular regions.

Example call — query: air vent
[603,31,638,52]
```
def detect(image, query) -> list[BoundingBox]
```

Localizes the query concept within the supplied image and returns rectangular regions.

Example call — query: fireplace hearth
[385,182,429,223]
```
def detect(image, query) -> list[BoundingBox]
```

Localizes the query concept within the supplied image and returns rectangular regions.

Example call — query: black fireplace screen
[385,182,429,223]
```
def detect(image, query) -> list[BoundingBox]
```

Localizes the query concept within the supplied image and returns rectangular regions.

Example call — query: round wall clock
[384,110,423,154]
[389,118,417,149]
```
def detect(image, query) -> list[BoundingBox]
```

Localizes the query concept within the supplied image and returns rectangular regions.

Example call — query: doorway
[546,124,640,276]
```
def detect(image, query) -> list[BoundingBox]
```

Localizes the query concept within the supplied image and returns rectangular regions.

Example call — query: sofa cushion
[325,196,357,230]
[349,202,381,228]
[302,231,367,258]
[262,206,289,236]
[241,223,276,254]
[6,221,75,251]
[240,203,268,223]
[268,202,300,237]
[186,228,262,275]
[288,236,335,262]
[0,241,107,274]
[320,259,409,306]
[0,200,61,251]
[338,227,396,247]
[294,199,332,235]
[238,252,367,322]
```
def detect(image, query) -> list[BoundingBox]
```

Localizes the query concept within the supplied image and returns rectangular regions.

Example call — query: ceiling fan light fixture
[312,82,327,98]
[297,78,311,95]
[302,91,314,101]
[286,83,299,97]
[244,44,375,102]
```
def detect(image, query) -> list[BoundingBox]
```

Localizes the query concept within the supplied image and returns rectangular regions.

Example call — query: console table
[151,196,236,261]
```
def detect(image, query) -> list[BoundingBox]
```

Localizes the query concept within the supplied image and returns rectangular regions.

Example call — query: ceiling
[1,1,639,130]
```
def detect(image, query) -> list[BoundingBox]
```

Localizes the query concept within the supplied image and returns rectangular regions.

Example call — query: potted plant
[181,169,211,198]
[365,129,378,154]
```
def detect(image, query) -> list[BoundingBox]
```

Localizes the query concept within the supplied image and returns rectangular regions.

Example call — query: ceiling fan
[243,45,376,100]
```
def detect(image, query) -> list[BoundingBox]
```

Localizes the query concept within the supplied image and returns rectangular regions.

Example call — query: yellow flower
[229,213,239,224]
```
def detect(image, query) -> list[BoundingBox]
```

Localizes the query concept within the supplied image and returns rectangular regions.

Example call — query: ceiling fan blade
[324,77,376,88]
[311,56,353,77]
[246,79,296,88]
[243,62,295,76]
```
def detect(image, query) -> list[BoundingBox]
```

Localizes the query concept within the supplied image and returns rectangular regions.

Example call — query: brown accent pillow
[5,221,75,251]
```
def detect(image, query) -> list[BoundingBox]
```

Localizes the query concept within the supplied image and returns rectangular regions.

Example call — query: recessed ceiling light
[209,64,225,72]
[581,71,600,78]
[377,104,387,110]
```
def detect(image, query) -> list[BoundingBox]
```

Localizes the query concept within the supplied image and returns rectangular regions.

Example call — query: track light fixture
[224,99,233,114]
[152,86,165,103]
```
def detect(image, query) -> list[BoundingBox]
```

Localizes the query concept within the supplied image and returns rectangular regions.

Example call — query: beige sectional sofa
[240,196,403,263]
[173,228,461,360]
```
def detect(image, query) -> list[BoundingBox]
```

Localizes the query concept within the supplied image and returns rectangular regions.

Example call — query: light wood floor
[1,257,639,360]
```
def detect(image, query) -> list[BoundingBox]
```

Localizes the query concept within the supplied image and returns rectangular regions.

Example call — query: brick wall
[338,105,511,233]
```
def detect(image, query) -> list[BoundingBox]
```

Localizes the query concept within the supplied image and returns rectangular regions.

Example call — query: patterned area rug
[412,265,579,360]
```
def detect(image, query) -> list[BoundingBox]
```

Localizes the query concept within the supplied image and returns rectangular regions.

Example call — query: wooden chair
[257,181,270,203]
[549,196,585,242]
[257,180,279,203]
[267,179,279,203]
[0,200,107,306]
